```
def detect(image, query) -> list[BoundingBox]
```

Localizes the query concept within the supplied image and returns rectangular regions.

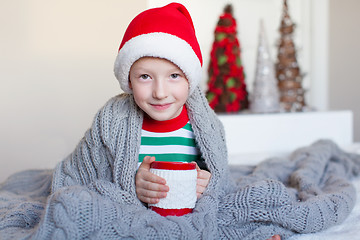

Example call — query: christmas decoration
[250,20,280,113]
[276,0,306,112]
[206,4,249,113]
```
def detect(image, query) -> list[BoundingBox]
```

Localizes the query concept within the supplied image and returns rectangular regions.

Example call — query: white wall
[0,0,147,181]
[329,0,360,142]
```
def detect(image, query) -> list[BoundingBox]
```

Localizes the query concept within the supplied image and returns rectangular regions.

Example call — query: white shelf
[218,110,353,165]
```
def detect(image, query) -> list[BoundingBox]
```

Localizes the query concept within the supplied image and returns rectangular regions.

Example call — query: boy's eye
[170,73,180,79]
[140,74,150,80]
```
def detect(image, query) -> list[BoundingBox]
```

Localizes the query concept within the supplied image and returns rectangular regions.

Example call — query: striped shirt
[139,106,200,164]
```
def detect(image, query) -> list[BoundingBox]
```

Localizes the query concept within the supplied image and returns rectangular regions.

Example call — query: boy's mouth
[151,103,172,110]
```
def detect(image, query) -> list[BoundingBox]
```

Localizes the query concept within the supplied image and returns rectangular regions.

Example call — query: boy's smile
[151,103,172,110]
[129,57,190,121]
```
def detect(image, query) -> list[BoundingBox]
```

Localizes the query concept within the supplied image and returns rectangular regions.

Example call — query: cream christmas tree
[250,20,280,113]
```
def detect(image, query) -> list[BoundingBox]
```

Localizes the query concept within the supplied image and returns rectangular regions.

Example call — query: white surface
[219,110,353,165]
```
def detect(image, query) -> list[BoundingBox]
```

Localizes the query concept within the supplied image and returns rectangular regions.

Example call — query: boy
[110,2,216,204]
[129,57,211,204]
[112,4,280,239]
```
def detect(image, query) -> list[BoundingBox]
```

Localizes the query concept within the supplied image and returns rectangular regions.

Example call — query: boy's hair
[114,3,202,95]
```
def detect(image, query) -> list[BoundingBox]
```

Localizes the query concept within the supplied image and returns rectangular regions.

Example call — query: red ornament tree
[206,4,249,113]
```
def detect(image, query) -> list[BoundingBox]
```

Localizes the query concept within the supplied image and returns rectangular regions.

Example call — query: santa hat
[114,3,203,94]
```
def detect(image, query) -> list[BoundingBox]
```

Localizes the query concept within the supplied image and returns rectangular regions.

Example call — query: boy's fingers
[136,183,168,204]
[137,156,166,185]
[197,178,208,188]
[135,156,169,204]
[193,161,200,170]
[195,168,211,199]
[196,184,206,193]
[193,162,211,180]
[138,168,166,186]
[142,171,166,185]
[138,156,155,170]
[137,188,167,199]
[138,178,169,192]
[138,196,159,204]
[197,169,211,181]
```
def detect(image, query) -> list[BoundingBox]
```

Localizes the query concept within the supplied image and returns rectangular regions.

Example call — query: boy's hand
[195,163,211,198]
[135,156,169,204]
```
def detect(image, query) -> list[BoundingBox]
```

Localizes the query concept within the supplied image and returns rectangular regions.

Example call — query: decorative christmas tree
[250,20,280,113]
[206,4,249,113]
[276,0,306,112]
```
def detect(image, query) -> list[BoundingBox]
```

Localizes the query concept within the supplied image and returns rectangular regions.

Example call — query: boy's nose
[152,80,168,99]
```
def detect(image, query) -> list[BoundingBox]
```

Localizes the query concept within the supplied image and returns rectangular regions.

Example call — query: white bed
[219,110,360,239]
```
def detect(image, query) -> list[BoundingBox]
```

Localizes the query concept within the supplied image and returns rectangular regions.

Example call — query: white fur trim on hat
[113,32,202,94]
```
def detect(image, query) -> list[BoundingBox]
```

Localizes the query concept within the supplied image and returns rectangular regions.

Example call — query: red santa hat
[114,3,203,94]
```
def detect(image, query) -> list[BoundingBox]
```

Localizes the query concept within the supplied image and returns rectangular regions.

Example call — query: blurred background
[0,0,359,181]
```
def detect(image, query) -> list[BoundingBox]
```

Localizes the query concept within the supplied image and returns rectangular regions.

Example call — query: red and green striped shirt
[139,106,201,164]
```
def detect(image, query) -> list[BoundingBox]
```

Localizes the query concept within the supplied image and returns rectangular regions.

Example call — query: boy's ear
[128,78,132,89]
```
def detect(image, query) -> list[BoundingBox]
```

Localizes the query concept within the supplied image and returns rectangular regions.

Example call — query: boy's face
[129,57,189,121]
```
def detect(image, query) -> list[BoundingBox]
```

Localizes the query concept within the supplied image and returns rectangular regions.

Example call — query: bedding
[229,142,360,240]
[284,143,360,240]
[0,140,360,239]
[290,176,360,239]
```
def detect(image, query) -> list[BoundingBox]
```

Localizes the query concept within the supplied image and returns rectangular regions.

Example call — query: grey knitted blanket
[1,88,360,239]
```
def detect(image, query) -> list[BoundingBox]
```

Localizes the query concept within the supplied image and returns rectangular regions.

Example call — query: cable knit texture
[1,86,360,239]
